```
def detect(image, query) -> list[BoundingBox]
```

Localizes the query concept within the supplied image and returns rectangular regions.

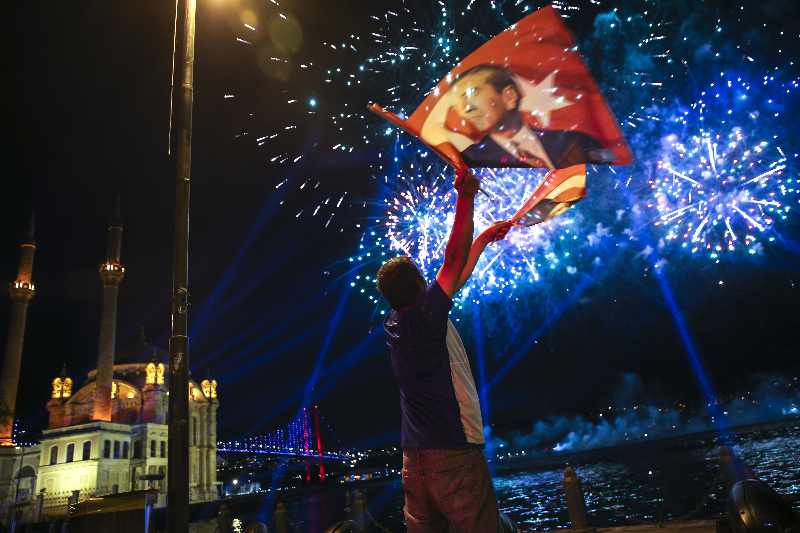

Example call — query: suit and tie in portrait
[460,127,610,169]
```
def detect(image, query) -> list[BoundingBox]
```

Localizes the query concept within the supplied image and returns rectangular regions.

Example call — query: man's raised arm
[436,170,480,297]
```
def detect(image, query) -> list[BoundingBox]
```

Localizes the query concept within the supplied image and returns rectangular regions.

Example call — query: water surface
[197,418,800,532]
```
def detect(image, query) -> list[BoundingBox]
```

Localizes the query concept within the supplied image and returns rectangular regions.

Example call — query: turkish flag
[511,165,587,227]
[369,6,633,172]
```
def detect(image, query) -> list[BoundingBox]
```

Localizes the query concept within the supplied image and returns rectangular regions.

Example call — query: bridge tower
[314,406,325,482]
[304,406,325,484]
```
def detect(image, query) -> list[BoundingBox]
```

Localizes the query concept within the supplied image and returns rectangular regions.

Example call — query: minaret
[0,213,36,445]
[93,196,124,422]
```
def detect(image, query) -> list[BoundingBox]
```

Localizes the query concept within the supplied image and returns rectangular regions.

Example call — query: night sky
[2,0,799,449]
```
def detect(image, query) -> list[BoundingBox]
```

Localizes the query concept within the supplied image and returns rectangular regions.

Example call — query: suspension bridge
[216,407,351,460]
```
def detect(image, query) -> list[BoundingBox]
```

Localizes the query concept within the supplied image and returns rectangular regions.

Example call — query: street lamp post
[14,446,22,502]
[168,0,196,530]
[14,430,26,503]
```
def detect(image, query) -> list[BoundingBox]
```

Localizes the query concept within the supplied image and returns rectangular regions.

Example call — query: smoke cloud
[491,373,799,457]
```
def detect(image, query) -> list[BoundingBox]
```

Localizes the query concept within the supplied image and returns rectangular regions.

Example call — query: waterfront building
[0,203,219,522]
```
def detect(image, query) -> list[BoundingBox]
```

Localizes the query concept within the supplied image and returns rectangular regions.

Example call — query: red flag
[511,165,587,227]
[369,6,633,171]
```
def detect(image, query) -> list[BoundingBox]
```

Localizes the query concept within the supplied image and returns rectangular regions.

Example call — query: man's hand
[452,220,513,293]
[479,220,512,245]
[454,169,480,198]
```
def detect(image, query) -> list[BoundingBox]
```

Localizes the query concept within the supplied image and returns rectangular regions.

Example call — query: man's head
[450,64,522,134]
[376,256,427,311]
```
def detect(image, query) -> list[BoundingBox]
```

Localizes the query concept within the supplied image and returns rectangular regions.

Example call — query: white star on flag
[517,72,574,128]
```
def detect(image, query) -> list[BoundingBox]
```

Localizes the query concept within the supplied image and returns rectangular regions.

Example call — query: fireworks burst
[349,143,622,321]
[225,0,798,312]
[232,0,651,228]
[647,74,798,259]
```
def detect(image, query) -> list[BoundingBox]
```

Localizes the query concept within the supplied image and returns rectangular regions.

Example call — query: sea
[188,418,800,532]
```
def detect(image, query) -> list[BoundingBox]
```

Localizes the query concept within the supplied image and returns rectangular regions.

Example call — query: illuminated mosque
[0,202,219,516]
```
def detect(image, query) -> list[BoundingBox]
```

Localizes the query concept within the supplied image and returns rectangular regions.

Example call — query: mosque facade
[0,204,219,521]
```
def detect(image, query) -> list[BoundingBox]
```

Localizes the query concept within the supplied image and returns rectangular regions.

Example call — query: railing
[31,486,113,521]
[39,489,75,520]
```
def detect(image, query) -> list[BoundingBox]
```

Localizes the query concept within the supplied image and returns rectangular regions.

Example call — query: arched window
[103,440,111,459]
[50,446,58,465]
[17,465,36,480]
[193,417,197,446]
[150,440,156,458]
[125,411,137,424]
[14,467,35,500]
[82,441,91,461]
[160,441,166,458]
[122,441,129,459]
[113,441,121,459]
[66,443,75,463]
[133,440,142,459]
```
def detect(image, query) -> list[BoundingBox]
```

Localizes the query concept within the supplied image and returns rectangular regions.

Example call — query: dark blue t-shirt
[383,280,485,449]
